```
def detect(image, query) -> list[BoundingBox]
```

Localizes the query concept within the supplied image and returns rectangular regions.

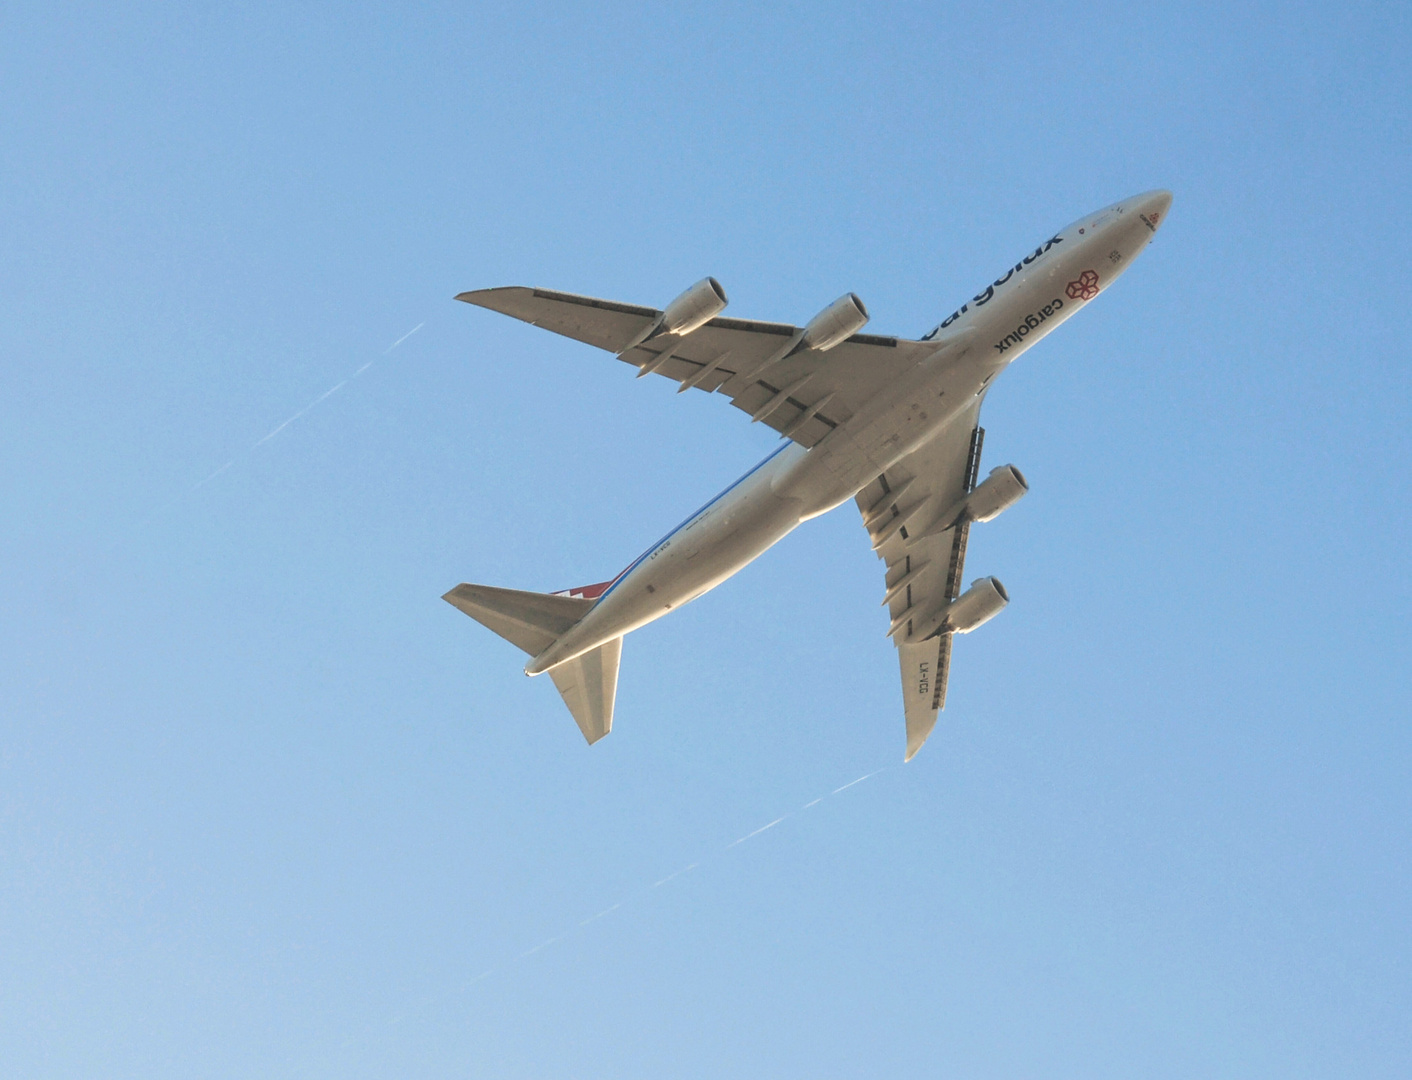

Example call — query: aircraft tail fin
[546,636,622,744]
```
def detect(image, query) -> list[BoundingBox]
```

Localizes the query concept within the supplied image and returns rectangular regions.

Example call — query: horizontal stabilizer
[548,636,623,744]
[443,583,592,657]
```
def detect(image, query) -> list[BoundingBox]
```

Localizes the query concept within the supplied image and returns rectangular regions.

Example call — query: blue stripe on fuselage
[596,443,791,604]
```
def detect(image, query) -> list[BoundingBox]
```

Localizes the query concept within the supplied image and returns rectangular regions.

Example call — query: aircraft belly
[634,491,801,611]
[560,483,804,658]
[782,365,991,514]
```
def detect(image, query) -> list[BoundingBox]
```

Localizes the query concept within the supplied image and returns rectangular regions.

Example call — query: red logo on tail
[555,580,613,600]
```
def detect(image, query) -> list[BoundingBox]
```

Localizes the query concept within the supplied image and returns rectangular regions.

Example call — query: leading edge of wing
[457,286,657,321]
[455,287,656,354]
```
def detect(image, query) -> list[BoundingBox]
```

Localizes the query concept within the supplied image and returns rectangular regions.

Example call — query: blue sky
[3,2,1409,1076]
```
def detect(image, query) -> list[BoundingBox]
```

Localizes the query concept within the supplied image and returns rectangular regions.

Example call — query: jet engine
[945,576,1009,634]
[802,293,870,352]
[661,277,728,335]
[966,465,1029,523]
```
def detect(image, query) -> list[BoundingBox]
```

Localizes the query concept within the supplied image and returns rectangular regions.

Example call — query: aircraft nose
[1135,189,1172,230]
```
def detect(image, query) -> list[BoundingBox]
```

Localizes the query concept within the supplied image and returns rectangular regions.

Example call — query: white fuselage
[525,191,1170,675]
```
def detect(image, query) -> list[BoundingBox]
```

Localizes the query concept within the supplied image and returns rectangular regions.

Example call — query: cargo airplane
[446,190,1171,759]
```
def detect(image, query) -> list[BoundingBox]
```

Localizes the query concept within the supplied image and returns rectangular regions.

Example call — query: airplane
[445,190,1172,760]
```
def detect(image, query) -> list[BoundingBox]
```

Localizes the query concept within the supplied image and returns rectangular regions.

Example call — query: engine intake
[661,277,728,335]
[944,576,1009,634]
[966,465,1028,523]
[801,293,869,352]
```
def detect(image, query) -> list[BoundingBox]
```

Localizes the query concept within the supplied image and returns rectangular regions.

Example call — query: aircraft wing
[457,286,944,449]
[854,402,986,761]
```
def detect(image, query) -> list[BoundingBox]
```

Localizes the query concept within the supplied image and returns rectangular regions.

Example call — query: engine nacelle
[661,277,728,335]
[801,293,869,352]
[966,464,1028,523]
[945,576,1009,634]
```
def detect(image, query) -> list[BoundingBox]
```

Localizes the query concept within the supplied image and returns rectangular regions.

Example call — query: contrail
[190,460,235,491]
[159,321,429,505]
[240,320,421,456]
[725,816,788,848]
[76,319,431,576]
[578,902,621,927]
[832,769,884,794]
[254,380,347,446]
[194,321,426,497]
[237,322,421,456]
[384,322,424,353]
[516,937,561,960]
[444,764,892,989]
[182,375,351,499]
[294,762,896,1072]
[653,863,699,888]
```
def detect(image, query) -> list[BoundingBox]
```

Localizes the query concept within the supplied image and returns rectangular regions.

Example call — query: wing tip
[454,286,530,307]
[904,711,938,762]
